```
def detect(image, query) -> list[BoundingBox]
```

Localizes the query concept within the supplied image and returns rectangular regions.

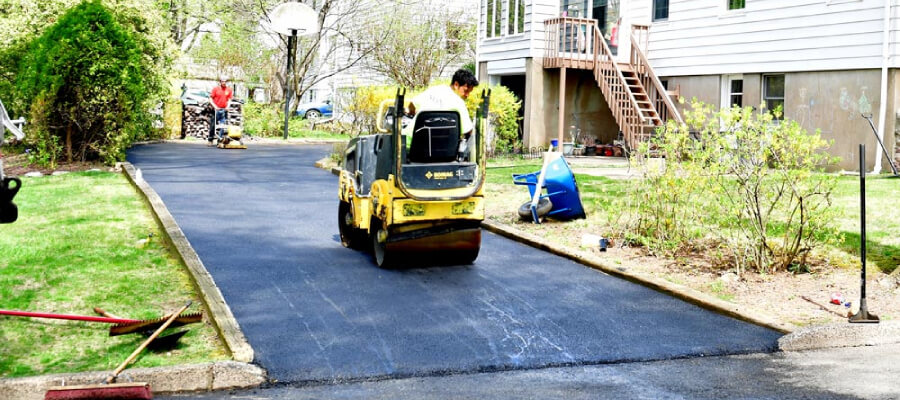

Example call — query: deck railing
[542,17,597,70]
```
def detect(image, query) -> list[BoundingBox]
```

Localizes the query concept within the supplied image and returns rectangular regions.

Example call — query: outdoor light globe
[270,2,319,36]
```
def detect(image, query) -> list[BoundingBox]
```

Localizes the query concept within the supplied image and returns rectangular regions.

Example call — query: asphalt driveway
[127,142,781,384]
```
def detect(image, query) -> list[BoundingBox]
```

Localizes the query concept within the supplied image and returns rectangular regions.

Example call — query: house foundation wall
[524,61,617,149]
[666,69,898,172]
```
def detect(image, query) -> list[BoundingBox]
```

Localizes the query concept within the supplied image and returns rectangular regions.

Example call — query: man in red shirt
[209,77,233,145]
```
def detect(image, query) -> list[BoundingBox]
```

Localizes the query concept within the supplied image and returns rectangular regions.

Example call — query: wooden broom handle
[105,301,192,384]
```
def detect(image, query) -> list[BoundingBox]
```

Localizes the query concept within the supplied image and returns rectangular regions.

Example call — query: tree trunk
[66,123,73,163]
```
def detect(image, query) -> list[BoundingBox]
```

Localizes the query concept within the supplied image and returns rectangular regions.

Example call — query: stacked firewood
[181,101,243,139]
[182,103,212,138]
[226,102,243,127]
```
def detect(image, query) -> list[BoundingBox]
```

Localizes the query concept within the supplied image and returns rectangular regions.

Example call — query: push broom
[44,301,192,400]
[0,308,201,336]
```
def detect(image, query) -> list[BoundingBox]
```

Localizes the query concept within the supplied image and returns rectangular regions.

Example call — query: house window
[763,74,785,119]
[518,0,525,33]
[508,0,525,35]
[729,79,743,107]
[653,0,669,21]
[561,0,588,17]
[486,0,503,38]
[728,0,745,10]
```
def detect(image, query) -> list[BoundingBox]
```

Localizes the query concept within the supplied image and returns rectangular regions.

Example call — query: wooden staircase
[619,63,661,143]
[543,19,682,149]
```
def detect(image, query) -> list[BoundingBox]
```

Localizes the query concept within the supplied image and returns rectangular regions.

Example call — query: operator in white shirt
[406,69,479,158]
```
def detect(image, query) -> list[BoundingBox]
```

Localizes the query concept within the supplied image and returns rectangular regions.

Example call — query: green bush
[242,102,284,137]
[11,0,170,165]
[624,100,841,274]
[162,95,182,139]
[340,86,404,136]
[242,102,349,139]
[466,85,521,154]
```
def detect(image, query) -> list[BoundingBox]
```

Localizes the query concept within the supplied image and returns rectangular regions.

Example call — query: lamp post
[283,29,298,140]
[269,2,319,140]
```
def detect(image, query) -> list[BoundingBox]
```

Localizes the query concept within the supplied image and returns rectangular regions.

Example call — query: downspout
[875,0,891,173]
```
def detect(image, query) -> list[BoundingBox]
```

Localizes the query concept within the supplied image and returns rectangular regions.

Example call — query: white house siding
[628,0,899,171]
[893,4,900,67]
[528,1,562,56]
[480,0,533,75]
[637,0,890,77]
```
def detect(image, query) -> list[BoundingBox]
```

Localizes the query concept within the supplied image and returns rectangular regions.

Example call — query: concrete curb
[778,321,900,351]
[121,162,254,363]
[0,361,265,399]
[481,220,797,335]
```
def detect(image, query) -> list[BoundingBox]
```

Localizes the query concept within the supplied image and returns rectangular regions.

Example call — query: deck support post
[558,67,566,152]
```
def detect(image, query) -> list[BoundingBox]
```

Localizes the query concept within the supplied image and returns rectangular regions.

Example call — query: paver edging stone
[480,220,900,350]
[777,321,900,351]
[0,361,265,400]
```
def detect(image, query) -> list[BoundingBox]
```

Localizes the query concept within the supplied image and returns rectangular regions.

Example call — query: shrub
[242,102,284,137]
[465,84,521,154]
[12,0,170,165]
[624,100,841,274]
[243,102,350,138]
[162,95,183,139]
[341,86,401,136]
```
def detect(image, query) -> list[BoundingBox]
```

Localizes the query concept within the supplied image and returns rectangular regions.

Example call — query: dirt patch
[485,184,900,330]
[1,153,112,176]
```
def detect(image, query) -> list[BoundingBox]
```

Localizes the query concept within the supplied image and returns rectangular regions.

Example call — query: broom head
[44,382,152,400]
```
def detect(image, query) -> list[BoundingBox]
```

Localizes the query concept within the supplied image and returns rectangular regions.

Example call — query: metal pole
[283,29,297,140]
[860,143,867,300]
[862,114,899,176]
[850,144,879,323]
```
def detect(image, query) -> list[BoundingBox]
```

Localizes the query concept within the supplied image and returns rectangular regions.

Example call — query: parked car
[181,89,210,106]
[295,99,333,121]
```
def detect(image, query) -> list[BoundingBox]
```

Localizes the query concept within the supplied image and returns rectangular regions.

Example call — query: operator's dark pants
[210,109,227,142]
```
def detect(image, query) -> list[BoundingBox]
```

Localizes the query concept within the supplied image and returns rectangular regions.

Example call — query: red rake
[0,309,202,336]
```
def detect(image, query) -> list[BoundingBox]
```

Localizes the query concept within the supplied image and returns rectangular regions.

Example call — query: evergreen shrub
[12,0,169,165]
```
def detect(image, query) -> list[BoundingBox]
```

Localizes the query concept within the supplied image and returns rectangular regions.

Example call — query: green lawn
[830,175,900,273]
[285,128,351,141]
[485,159,899,274]
[0,172,228,378]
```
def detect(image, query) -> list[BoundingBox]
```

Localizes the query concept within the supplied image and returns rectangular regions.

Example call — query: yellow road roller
[338,88,490,268]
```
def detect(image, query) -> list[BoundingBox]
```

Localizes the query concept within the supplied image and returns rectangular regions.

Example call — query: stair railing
[591,24,647,148]
[629,25,683,126]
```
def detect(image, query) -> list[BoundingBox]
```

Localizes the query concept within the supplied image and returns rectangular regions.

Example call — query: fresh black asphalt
[127,143,781,385]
